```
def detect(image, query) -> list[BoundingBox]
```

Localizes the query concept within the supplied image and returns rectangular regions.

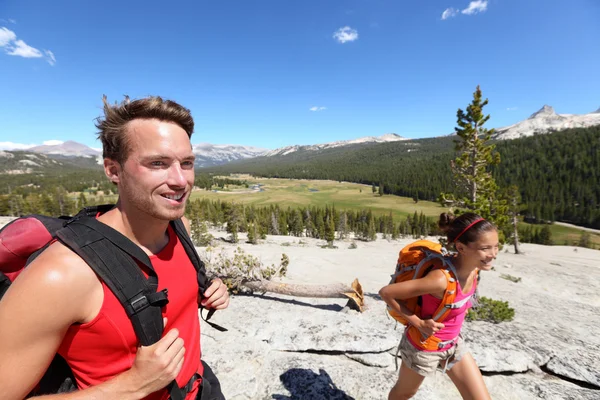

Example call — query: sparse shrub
[467,296,515,323]
[203,247,289,293]
[348,242,357,249]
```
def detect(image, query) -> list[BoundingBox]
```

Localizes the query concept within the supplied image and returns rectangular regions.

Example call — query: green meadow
[186,176,600,247]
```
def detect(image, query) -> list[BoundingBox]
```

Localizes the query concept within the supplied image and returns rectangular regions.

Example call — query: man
[0,96,229,399]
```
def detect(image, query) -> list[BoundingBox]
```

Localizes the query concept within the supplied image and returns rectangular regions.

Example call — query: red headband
[453,218,485,243]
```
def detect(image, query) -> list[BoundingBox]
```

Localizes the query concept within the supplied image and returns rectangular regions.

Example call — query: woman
[379,212,498,400]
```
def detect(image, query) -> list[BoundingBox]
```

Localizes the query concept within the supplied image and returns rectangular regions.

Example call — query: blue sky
[0,0,599,150]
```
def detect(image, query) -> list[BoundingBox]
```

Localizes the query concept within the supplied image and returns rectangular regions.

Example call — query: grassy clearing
[189,177,447,219]
[517,221,600,247]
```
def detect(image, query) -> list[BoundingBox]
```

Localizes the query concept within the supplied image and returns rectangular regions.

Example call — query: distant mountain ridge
[264,133,407,156]
[29,141,101,157]
[192,143,267,167]
[3,104,600,163]
[492,105,600,140]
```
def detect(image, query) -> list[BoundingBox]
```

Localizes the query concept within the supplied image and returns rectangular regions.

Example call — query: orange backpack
[387,240,471,352]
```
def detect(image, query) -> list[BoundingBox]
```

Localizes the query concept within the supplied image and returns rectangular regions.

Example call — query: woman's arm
[379,270,447,334]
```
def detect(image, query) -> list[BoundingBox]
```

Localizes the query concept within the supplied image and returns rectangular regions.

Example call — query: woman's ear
[455,241,466,254]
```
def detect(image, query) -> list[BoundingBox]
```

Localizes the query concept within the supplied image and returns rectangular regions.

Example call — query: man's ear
[104,158,121,184]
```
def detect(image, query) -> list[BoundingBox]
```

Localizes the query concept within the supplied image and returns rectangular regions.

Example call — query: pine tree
[338,212,349,240]
[325,215,335,246]
[247,220,258,244]
[539,225,553,245]
[191,217,213,246]
[440,85,509,239]
[367,212,377,241]
[505,185,522,254]
[378,183,384,196]
[226,203,242,243]
[78,192,88,209]
[270,211,280,235]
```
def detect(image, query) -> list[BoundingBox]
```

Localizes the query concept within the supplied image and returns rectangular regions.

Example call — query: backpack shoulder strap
[170,219,227,332]
[55,218,166,346]
[170,219,210,294]
[430,267,458,322]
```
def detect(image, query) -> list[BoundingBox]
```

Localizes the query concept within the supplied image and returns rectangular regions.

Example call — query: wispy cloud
[0,140,66,151]
[44,50,56,66]
[442,1,488,20]
[6,39,43,58]
[0,141,36,150]
[506,107,518,111]
[0,18,17,24]
[0,26,56,65]
[43,140,64,146]
[309,106,327,112]
[0,27,16,46]
[441,8,459,20]
[462,0,488,15]
[333,26,358,44]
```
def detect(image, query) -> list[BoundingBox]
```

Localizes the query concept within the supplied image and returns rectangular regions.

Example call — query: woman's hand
[416,319,445,338]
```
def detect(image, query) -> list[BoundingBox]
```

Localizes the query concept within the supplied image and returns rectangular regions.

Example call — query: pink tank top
[408,267,477,352]
[57,225,202,399]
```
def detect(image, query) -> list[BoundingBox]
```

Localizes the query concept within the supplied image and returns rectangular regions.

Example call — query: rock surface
[197,234,600,399]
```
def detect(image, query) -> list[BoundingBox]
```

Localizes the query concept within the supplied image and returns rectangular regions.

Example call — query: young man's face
[117,119,195,221]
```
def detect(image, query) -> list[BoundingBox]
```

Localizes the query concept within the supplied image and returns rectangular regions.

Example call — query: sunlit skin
[105,119,196,226]
[454,230,500,274]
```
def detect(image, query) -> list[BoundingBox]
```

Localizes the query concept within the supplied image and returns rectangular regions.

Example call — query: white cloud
[441,8,459,20]
[333,26,358,44]
[506,107,518,111]
[44,50,56,66]
[0,27,16,46]
[8,19,16,24]
[43,140,64,146]
[309,106,327,112]
[0,26,56,65]
[6,39,43,58]
[462,0,488,15]
[0,141,36,150]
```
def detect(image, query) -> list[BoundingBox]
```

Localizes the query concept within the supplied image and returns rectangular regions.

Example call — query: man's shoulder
[26,241,100,293]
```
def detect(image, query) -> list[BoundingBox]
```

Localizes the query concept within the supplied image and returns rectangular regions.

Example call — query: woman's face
[458,229,499,270]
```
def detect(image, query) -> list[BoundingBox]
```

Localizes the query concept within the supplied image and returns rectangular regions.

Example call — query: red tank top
[57,225,203,399]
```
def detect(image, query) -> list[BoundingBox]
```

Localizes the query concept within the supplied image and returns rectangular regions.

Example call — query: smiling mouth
[161,193,185,201]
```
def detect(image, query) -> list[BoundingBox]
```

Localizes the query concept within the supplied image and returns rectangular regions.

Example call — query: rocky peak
[528,105,556,119]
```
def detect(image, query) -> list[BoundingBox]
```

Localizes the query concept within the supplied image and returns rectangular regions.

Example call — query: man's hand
[199,278,230,310]
[123,318,185,398]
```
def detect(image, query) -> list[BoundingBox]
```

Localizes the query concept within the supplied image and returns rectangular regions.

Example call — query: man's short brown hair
[95,95,194,164]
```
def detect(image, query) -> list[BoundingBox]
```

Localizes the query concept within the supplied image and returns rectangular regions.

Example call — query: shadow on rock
[272,368,355,400]
[241,294,345,312]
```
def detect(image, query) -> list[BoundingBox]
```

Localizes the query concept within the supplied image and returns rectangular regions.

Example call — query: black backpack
[0,205,223,399]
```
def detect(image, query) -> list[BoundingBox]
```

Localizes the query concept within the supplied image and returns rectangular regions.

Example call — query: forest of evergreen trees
[185,198,439,244]
[205,126,600,229]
